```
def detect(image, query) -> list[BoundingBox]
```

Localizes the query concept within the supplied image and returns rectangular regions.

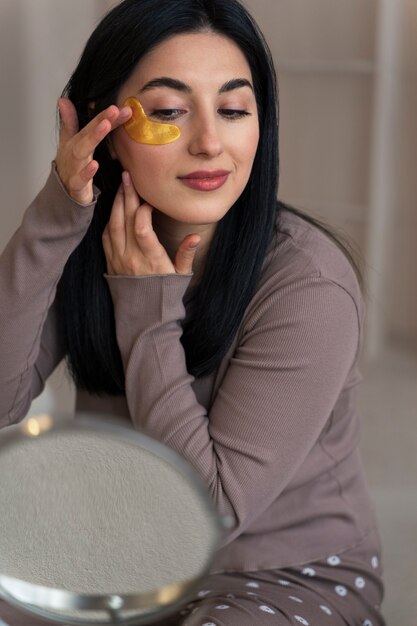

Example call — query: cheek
[234,124,259,162]
[235,129,259,177]
[112,131,172,188]
[132,159,166,197]
[248,127,260,161]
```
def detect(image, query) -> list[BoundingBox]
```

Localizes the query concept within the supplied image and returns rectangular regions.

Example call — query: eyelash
[219,109,252,120]
[149,109,185,121]
[149,109,251,121]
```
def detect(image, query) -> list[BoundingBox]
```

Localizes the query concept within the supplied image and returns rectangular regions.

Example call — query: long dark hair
[56,0,279,395]
[58,0,363,396]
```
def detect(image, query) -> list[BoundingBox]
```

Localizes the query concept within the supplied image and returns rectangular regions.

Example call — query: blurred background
[0,1,416,623]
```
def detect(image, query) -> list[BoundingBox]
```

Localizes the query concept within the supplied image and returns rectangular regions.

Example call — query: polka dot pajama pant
[0,538,386,626]
[161,537,386,626]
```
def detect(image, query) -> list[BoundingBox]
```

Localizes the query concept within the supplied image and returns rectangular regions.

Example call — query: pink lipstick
[178,170,230,191]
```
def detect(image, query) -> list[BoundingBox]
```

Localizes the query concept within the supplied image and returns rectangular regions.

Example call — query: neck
[152,210,216,284]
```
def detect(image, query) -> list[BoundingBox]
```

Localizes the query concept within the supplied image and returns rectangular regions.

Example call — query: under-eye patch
[123,97,181,145]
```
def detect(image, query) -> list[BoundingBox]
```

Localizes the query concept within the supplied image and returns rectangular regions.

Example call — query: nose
[188,112,224,158]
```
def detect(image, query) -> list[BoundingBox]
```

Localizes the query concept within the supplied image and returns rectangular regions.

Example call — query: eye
[218,109,252,120]
[149,109,186,121]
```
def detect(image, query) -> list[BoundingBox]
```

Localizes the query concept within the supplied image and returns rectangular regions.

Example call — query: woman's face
[111,31,260,226]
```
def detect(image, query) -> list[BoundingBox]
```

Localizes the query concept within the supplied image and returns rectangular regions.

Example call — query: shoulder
[260,208,363,306]
[242,208,364,345]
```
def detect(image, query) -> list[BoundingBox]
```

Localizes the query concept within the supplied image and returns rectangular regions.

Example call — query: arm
[103,173,361,544]
[106,271,360,544]
[0,100,133,428]
[0,167,96,427]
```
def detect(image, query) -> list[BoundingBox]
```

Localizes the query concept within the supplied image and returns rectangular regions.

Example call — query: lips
[178,170,230,191]
[180,170,230,179]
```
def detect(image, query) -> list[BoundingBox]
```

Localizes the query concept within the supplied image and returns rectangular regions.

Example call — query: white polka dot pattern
[372,556,379,569]
[178,562,381,625]
[302,567,316,577]
[327,555,341,566]
[335,585,348,596]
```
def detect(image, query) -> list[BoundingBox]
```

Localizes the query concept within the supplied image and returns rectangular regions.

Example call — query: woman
[0,0,385,624]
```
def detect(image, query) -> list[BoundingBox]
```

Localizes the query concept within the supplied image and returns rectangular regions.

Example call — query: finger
[68,160,99,193]
[133,203,164,256]
[110,105,132,130]
[102,225,113,256]
[58,98,79,143]
[102,226,114,272]
[107,185,127,254]
[72,117,111,161]
[174,235,201,274]
[121,171,141,216]
[121,171,141,243]
[73,106,131,161]
[121,171,140,214]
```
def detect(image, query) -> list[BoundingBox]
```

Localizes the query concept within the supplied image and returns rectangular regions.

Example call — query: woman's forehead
[123,32,253,91]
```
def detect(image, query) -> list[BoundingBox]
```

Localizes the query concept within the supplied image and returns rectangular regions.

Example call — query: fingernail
[122,171,131,186]
[188,240,200,249]
[97,120,107,132]
[119,106,131,117]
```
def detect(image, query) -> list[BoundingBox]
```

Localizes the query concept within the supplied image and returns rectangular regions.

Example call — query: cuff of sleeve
[24,162,98,236]
[105,273,192,326]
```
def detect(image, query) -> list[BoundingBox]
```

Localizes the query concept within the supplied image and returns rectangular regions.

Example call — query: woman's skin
[56,32,260,280]
[56,102,131,206]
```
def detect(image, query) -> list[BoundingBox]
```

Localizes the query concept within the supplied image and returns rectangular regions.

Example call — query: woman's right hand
[55,98,132,205]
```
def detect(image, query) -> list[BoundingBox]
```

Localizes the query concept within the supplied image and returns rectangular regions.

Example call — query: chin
[147,195,235,225]
[168,204,232,225]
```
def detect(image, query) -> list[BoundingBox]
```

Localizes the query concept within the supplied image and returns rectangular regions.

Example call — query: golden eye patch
[122,97,181,145]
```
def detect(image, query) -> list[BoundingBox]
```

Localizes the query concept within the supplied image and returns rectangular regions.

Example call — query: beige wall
[367,0,417,350]
[245,0,416,354]
[0,0,103,414]
[0,0,102,251]
[0,0,416,415]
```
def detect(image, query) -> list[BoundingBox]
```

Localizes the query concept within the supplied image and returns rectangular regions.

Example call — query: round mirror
[0,414,230,625]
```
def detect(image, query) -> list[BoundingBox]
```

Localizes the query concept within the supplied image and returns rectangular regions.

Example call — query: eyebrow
[139,77,254,94]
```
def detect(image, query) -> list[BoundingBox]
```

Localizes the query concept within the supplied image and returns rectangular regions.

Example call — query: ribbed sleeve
[0,164,97,427]
[0,173,375,570]
[106,269,360,546]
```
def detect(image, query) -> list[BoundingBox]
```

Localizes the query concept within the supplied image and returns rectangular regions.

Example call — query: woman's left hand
[102,171,200,276]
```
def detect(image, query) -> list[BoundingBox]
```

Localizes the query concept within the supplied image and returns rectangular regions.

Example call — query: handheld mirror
[0,414,231,625]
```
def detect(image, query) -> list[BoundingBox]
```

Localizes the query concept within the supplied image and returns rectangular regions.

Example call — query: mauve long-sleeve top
[0,165,380,573]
